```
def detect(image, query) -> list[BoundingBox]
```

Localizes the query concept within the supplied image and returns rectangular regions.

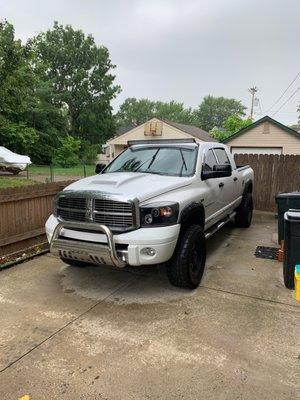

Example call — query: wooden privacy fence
[0,181,74,256]
[234,153,300,212]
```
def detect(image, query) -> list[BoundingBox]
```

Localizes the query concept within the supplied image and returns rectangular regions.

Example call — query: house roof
[163,119,217,142]
[110,118,216,143]
[223,115,300,143]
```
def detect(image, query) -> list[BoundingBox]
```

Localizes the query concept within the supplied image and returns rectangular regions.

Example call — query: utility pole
[249,86,258,120]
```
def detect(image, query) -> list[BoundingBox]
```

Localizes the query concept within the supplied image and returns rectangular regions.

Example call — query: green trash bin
[275,192,300,243]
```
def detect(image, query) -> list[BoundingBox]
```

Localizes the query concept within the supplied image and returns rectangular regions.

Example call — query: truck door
[201,148,224,225]
[213,147,237,214]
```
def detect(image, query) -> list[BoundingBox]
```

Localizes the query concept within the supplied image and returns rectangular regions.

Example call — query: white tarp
[0,146,31,170]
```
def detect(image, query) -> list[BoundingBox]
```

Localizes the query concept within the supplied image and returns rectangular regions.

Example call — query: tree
[0,20,35,122]
[194,95,247,131]
[155,100,195,124]
[29,22,120,143]
[115,98,155,126]
[115,98,195,127]
[210,115,252,142]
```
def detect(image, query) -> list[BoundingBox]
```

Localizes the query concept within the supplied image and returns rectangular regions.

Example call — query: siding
[227,121,300,155]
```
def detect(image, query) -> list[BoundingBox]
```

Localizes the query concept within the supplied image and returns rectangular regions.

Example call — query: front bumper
[46,215,180,267]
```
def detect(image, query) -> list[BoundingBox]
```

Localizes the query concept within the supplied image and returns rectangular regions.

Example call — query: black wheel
[12,170,20,175]
[283,260,295,289]
[167,225,206,289]
[235,192,253,228]
[60,258,88,267]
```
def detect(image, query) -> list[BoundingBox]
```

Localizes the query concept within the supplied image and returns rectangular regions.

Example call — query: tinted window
[103,146,197,177]
[214,148,230,165]
[202,149,217,172]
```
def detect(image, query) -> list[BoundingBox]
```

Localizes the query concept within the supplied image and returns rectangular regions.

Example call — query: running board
[205,212,236,239]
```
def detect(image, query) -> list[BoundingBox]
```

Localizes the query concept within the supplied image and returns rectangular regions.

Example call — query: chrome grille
[94,199,134,228]
[57,197,87,210]
[56,193,136,231]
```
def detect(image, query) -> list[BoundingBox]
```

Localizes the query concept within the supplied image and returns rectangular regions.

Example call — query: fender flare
[243,179,253,196]
[179,202,205,229]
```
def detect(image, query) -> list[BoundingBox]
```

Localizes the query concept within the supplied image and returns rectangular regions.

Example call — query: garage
[224,116,300,155]
[231,146,283,155]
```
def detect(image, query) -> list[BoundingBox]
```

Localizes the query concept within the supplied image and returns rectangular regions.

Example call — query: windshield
[103,146,198,177]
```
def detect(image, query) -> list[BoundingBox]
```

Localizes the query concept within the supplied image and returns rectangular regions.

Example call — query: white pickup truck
[46,139,254,289]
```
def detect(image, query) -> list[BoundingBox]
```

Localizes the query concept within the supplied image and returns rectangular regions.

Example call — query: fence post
[26,166,29,180]
[83,163,87,177]
[50,164,54,182]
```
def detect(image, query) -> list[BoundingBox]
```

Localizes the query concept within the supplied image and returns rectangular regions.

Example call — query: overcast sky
[1,0,300,124]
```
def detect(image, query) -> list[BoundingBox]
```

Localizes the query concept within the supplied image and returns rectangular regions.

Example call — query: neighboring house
[99,118,216,163]
[224,116,300,155]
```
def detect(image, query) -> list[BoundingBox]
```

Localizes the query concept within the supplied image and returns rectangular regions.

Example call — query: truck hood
[64,172,194,202]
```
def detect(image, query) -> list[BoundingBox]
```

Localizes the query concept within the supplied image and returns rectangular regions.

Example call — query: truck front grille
[56,194,136,231]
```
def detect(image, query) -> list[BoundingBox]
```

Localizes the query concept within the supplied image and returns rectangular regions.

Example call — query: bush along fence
[234,153,300,212]
[0,181,74,257]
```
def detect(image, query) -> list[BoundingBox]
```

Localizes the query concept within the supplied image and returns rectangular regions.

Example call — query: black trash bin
[283,209,300,289]
[275,192,300,243]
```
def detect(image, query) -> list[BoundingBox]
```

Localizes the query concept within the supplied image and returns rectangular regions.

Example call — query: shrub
[80,140,100,164]
[52,135,81,167]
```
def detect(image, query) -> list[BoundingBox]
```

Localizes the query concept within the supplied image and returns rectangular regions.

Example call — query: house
[99,118,216,163]
[224,116,300,155]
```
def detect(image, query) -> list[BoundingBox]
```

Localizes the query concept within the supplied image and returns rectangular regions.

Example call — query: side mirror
[202,164,232,180]
[95,163,105,174]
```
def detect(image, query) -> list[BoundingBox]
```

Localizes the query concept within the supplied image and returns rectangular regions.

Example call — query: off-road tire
[283,259,295,289]
[60,258,88,268]
[235,192,253,228]
[167,225,206,289]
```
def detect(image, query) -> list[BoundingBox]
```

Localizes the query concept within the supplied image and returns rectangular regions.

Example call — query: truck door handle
[219,182,224,188]
[233,177,238,182]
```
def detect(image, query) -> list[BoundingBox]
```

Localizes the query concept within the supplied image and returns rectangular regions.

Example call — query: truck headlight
[140,202,179,227]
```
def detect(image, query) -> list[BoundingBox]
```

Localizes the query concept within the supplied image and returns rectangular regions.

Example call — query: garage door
[231,147,283,155]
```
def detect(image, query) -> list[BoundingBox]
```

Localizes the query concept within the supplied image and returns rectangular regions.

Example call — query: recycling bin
[283,210,300,289]
[275,192,300,243]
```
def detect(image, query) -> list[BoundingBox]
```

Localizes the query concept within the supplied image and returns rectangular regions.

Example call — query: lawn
[0,177,37,188]
[28,164,96,177]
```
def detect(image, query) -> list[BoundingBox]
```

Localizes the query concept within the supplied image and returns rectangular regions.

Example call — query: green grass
[28,164,95,177]
[0,177,37,188]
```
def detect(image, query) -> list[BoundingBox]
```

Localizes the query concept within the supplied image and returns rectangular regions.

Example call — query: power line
[265,71,300,113]
[271,87,300,117]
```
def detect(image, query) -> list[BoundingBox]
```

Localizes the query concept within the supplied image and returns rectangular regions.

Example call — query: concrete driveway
[0,213,298,400]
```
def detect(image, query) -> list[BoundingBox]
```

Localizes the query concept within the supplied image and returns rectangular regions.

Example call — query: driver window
[214,148,230,165]
[202,149,217,172]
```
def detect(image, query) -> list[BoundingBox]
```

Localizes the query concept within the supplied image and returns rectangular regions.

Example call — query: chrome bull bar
[50,220,127,268]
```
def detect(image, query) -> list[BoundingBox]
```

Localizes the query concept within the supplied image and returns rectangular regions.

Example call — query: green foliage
[0,116,38,156]
[116,98,156,126]
[210,115,252,142]
[52,135,81,167]
[115,98,195,127]
[0,20,35,122]
[29,22,120,143]
[79,140,99,163]
[222,115,252,133]
[194,96,247,132]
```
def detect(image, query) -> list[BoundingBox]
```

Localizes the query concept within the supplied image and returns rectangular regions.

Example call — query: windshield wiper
[179,149,188,176]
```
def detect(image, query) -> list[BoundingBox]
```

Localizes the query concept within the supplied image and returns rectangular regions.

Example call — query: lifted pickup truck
[46,139,254,289]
